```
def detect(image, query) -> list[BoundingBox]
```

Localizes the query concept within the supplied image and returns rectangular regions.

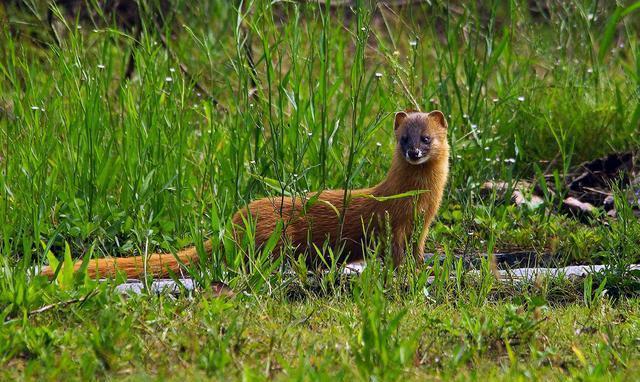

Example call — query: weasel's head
[394,109,449,165]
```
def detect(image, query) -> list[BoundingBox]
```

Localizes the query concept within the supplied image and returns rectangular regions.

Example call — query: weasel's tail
[40,240,213,279]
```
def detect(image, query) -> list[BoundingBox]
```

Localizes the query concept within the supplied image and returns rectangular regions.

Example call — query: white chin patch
[405,155,430,165]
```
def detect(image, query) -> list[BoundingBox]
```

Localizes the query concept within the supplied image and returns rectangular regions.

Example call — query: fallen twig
[28,289,99,316]
[4,289,99,324]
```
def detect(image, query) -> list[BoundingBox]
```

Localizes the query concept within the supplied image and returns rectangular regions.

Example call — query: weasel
[41,110,449,279]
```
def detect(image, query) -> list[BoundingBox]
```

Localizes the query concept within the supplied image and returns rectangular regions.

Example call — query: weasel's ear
[394,111,408,130]
[428,110,448,129]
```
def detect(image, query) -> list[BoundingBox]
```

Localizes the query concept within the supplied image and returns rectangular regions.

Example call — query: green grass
[2,265,640,380]
[1,0,640,379]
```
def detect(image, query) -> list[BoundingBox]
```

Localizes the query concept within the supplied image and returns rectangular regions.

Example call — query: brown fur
[40,241,213,279]
[41,110,449,279]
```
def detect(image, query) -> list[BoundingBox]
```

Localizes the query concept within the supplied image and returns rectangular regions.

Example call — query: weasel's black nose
[407,149,421,161]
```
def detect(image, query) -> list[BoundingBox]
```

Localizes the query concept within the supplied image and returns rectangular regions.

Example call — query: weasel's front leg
[391,227,408,267]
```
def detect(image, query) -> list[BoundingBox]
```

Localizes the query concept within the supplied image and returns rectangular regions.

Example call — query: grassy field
[1,0,640,379]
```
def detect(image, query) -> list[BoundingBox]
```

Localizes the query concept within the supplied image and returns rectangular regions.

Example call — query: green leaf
[319,199,341,218]
[301,191,322,216]
[594,276,608,302]
[484,27,510,79]
[140,169,156,196]
[353,189,430,202]
[599,2,640,61]
[45,248,60,277]
[60,242,75,291]
[76,244,94,285]
[262,219,283,256]
[249,173,291,197]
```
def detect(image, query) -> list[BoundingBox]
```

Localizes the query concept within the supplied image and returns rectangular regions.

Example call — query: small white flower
[31,106,40,111]
[504,158,516,164]
[492,98,499,103]
[376,142,382,147]
[619,43,625,49]
[307,132,313,137]
[587,68,593,74]
[587,13,594,21]
[484,146,490,151]
[375,72,383,78]
[485,158,491,162]
[517,96,525,102]
[463,114,469,119]
[470,124,478,129]
[409,40,417,47]
[165,77,173,82]
[169,68,176,73]
[456,155,462,159]
[250,160,256,164]
[97,64,105,69]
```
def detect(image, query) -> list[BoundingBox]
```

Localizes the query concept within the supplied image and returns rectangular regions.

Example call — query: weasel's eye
[421,136,431,144]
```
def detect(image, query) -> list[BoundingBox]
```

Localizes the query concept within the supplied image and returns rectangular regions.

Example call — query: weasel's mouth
[405,152,430,165]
